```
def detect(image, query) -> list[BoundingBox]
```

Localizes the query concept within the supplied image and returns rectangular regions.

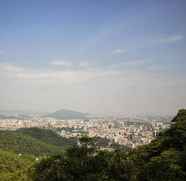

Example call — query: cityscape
[0,113,171,148]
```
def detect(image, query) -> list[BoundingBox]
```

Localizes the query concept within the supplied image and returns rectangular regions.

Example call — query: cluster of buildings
[0,117,170,148]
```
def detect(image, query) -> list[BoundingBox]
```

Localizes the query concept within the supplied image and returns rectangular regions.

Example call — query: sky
[0,0,186,116]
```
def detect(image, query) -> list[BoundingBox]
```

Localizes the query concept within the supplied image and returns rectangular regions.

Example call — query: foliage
[0,149,34,181]
[17,127,77,148]
[0,130,63,156]
[34,109,186,181]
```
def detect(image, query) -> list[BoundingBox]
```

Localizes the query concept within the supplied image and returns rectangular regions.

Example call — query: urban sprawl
[0,117,171,148]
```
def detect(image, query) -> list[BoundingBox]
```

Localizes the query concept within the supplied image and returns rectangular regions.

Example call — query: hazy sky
[0,0,186,115]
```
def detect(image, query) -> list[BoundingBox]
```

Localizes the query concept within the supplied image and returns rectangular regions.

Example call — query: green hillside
[16,127,77,148]
[133,109,186,180]
[34,109,186,181]
[0,130,63,156]
[0,149,34,181]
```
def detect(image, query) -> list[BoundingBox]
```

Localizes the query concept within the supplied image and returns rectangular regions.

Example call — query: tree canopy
[34,109,186,181]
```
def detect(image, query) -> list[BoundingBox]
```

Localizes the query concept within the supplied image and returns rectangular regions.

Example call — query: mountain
[46,109,89,119]
[0,114,32,119]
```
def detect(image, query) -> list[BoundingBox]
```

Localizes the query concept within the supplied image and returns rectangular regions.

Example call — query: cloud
[50,60,91,70]
[112,49,127,55]
[79,61,89,68]
[0,63,24,73]
[0,62,185,115]
[15,71,96,83]
[107,59,148,70]
[0,63,119,84]
[50,60,72,67]
[158,35,184,44]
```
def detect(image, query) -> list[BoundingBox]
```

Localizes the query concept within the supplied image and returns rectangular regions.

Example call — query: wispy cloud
[0,62,185,115]
[50,60,72,67]
[50,60,91,70]
[158,35,184,44]
[0,63,24,73]
[79,61,89,68]
[107,59,148,71]
[0,63,118,84]
[112,49,127,55]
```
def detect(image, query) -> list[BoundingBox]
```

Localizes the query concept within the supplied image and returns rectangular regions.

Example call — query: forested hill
[34,109,186,181]
[0,130,63,156]
[0,128,77,156]
[16,128,77,148]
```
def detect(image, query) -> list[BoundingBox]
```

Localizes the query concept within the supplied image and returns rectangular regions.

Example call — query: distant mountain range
[0,109,172,121]
[0,114,32,120]
[46,109,90,119]
[0,109,91,119]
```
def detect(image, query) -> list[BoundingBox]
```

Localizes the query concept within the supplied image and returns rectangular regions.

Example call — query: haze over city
[0,0,186,116]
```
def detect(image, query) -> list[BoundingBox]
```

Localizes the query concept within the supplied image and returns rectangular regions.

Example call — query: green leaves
[33,109,186,181]
[0,149,34,181]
